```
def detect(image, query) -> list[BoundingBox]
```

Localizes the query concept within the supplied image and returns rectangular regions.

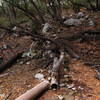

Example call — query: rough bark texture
[96,0,100,9]
[0,51,23,73]
[51,52,64,88]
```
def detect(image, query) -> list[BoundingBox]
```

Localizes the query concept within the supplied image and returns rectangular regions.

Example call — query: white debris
[22,50,36,58]
[58,95,64,100]
[88,20,94,26]
[85,15,89,19]
[59,83,65,87]
[26,61,30,65]
[72,87,76,91]
[64,75,69,78]
[12,26,17,31]
[48,77,51,81]
[42,23,52,34]
[2,44,7,49]
[76,63,80,66]
[34,73,44,80]
[67,84,74,89]
[63,18,81,26]
[79,18,85,21]
[76,12,84,19]
[78,86,84,90]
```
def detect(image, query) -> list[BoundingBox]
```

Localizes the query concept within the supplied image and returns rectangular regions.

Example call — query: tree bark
[96,0,100,9]
[51,52,64,88]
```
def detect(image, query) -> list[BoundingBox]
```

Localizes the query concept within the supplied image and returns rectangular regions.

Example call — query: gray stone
[67,84,74,89]
[58,95,64,100]
[59,83,65,87]
[34,73,44,80]
[76,12,84,19]
[88,20,94,26]
[42,23,52,34]
[63,18,81,26]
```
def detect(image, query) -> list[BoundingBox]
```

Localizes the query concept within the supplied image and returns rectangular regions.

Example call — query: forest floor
[0,10,100,100]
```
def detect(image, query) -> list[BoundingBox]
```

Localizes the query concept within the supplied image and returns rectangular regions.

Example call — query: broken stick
[51,52,64,88]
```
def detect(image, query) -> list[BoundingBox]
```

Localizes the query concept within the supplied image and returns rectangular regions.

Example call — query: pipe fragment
[15,80,50,100]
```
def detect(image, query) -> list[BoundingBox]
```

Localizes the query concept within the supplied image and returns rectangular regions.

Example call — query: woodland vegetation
[0,0,100,100]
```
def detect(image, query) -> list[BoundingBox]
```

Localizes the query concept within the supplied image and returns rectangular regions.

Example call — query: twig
[4,91,12,100]
[0,73,9,78]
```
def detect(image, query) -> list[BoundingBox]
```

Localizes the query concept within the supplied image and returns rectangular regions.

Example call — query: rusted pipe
[15,80,50,100]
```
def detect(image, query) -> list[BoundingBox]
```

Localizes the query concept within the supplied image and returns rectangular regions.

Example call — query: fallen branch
[0,73,9,78]
[51,52,64,88]
[15,80,50,100]
[0,51,23,73]
[0,24,79,59]
[4,90,12,100]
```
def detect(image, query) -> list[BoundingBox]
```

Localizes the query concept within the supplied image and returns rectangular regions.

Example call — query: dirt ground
[0,10,100,100]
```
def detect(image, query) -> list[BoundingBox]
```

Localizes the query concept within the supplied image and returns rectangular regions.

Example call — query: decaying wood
[0,73,9,78]
[0,24,79,59]
[0,51,23,73]
[51,52,64,88]
[15,80,50,100]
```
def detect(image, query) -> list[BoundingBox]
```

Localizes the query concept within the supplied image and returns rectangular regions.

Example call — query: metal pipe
[15,80,50,100]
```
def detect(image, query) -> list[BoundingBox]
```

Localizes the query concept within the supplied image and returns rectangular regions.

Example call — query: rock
[63,18,81,26]
[64,95,74,100]
[67,84,74,89]
[19,61,23,65]
[79,18,85,21]
[48,77,51,81]
[26,61,30,65]
[58,95,64,100]
[12,26,17,31]
[22,50,36,58]
[2,44,7,49]
[76,12,84,19]
[88,20,94,26]
[64,75,69,78]
[76,63,80,66]
[85,15,89,19]
[72,87,76,91]
[59,83,65,87]
[42,23,52,34]
[34,73,44,80]
[78,86,84,90]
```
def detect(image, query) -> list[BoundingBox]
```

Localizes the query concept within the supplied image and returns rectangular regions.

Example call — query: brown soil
[0,10,100,100]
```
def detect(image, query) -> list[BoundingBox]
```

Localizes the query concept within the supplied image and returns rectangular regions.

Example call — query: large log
[0,51,23,73]
[15,80,50,100]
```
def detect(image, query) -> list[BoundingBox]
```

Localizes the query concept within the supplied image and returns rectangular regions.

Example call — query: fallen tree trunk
[15,80,50,100]
[0,51,23,73]
[51,52,64,88]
